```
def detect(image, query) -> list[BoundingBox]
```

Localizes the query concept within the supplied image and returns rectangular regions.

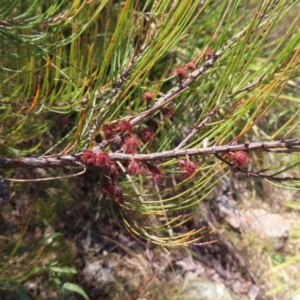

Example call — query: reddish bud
[127,160,144,175]
[174,65,187,80]
[161,106,175,121]
[140,126,156,143]
[109,164,120,177]
[233,151,251,168]
[205,48,214,59]
[94,151,111,169]
[178,159,198,179]
[101,180,123,203]
[145,163,164,183]
[118,120,133,133]
[186,61,196,71]
[122,136,140,154]
[81,150,97,165]
[81,150,112,170]
[102,124,115,139]
[142,92,154,106]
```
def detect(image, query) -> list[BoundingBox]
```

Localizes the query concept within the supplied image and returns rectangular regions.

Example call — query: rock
[176,255,205,276]
[83,252,152,290]
[242,209,290,250]
[178,272,233,300]
[217,200,290,250]
[248,284,260,300]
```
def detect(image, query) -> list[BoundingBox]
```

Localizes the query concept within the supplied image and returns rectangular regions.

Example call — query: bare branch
[215,152,300,182]
[1,139,299,172]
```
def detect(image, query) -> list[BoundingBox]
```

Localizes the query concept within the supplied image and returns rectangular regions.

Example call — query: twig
[175,79,263,150]
[84,12,277,151]
[215,152,300,182]
[129,53,221,127]
[85,47,148,147]
[2,166,86,182]
[0,139,300,175]
[126,14,274,128]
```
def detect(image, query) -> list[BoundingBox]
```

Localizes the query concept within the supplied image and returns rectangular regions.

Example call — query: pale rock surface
[218,199,290,250]
[179,271,233,300]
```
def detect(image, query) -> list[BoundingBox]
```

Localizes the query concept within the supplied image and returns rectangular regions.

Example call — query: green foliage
[1,0,300,298]
[62,282,90,300]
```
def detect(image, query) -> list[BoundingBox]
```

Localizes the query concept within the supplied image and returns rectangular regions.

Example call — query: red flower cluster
[142,92,155,106]
[80,150,96,165]
[81,150,122,203]
[174,65,187,81]
[205,48,214,59]
[174,62,198,81]
[101,180,123,203]
[94,152,111,168]
[81,150,111,169]
[126,160,163,183]
[161,106,175,121]
[118,120,133,133]
[233,151,251,168]
[101,181,114,197]
[102,123,115,139]
[127,160,144,175]
[178,159,198,179]
[185,61,196,71]
[109,164,120,177]
[122,136,140,154]
[140,126,156,143]
[145,163,164,183]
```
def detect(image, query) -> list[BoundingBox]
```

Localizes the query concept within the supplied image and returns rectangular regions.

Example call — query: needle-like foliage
[1,0,300,248]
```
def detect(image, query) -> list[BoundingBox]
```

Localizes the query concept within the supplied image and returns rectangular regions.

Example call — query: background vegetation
[0,0,300,299]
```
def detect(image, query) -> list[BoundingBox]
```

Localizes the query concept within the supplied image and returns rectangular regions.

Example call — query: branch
[119,10,277,128]
[1,138,299,169]
[215,152,300,182]
[127,49,223,127]
[85,51,143,147]
[95,18,276,152]
[174,78,264,150]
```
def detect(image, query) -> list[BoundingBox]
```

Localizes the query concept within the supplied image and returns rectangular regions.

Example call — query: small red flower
[140,126,156,143]
[81,150,97,165]
[101,181,123,203]
[122,136,140,154]
[145,163,164,183]
[186,61,196,71]
[178,159,198,179]
[109,164,120,177]
[118,120,132,133]
[94,151,111,168]
[174,65,187,81]
[233,151,251,168]
[102,124,115,139]
[127,160,144,175]
[205,48,214,59]
[161,106,175,121]
[142,92,154,106]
